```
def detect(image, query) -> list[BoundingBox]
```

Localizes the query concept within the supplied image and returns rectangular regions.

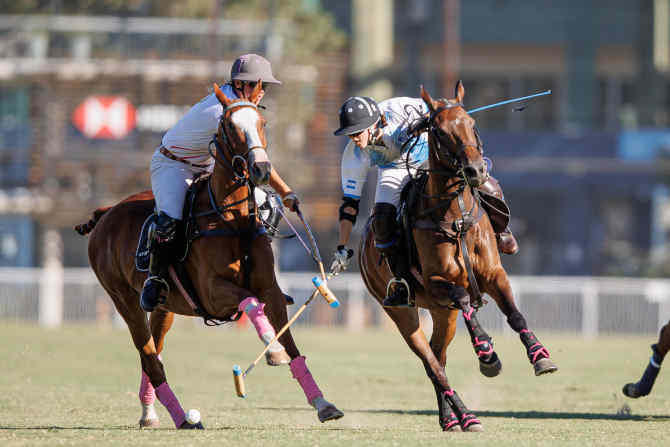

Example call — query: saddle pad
[135,214,157,272]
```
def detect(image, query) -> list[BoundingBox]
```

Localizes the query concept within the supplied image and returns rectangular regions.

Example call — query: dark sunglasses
[245,81,267,91]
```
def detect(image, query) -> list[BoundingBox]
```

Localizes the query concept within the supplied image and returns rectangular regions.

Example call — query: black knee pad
[155,211,179,243]
[372,203,398,252]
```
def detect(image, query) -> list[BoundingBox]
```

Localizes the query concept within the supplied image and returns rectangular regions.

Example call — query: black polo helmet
[333,96,381,136]
[231,53,281,84]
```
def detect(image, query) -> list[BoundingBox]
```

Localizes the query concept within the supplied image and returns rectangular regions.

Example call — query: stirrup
[383,277,414,307]
[143,276,170,301]
[144,275,170,290]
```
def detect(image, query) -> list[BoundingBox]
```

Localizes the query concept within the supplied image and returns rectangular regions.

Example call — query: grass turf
[1,320,669,446]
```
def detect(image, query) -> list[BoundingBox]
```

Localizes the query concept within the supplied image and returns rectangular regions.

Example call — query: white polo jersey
[340,96,429,200]
[160,83,239,166]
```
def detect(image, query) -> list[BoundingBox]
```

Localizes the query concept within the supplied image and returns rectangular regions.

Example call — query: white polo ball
[185,408,201,424]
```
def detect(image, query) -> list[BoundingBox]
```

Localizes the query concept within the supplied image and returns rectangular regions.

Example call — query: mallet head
[312,276,339,308]
[233,364,247,398]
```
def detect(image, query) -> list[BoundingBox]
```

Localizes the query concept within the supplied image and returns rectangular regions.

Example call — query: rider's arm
[337,142,369,247]
[269,167,292,198]
[268,167,300,211]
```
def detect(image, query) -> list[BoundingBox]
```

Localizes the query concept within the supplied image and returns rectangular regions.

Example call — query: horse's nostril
[251,162,271,184]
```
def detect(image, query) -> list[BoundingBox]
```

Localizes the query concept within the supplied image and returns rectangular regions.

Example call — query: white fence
[1,267,670,336]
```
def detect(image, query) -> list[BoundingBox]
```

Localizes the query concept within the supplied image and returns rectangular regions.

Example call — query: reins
[192,100,266,293]
[408,101,486,308]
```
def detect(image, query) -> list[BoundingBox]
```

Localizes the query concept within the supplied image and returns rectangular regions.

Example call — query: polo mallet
[294,205,339,307]
[274,202,339,307]
[466,90,551,114]
[233,272,338,398]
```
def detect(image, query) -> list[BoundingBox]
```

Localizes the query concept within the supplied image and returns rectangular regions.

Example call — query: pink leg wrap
[463,308,474,321]
[155,382,185,428]
[239,297,275,339]
[139,372,156,405]
[289,356,323,403]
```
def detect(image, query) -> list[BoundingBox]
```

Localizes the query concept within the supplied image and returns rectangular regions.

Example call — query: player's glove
[330,245,354,274]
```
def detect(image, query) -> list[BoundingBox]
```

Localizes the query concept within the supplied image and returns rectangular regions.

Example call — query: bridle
[187,99,269,304]
[426,100,484,177]
[412,99,487,308]
[209,100,266,185]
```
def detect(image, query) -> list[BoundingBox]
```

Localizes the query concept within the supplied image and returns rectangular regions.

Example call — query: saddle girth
[409,178,486,309]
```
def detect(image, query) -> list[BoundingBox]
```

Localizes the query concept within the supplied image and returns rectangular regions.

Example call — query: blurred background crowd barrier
[2,267,669,336]
[4,1,670,332]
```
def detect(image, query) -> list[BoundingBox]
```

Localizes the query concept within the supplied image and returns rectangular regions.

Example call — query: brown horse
[75,82,342,429]
[359,82,557,432]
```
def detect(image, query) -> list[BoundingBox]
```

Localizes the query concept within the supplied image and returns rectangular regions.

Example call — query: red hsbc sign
[72,96,137,139]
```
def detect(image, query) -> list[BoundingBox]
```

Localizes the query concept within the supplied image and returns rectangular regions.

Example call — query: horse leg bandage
[155,382,186,428]
[139,372,158,423]
[239,297,284,353]
[290,355,324,404]
[636,344,664,395]
[139,371,156,405]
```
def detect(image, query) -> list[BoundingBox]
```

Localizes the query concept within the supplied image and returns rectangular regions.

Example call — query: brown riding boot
[497,227,519,255]
[478,176,519,255]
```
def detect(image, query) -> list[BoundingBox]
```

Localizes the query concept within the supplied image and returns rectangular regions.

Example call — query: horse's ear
[250,79,263,104]
[213,83,231,107]
[455,80,465,103]
[420,85,438,112]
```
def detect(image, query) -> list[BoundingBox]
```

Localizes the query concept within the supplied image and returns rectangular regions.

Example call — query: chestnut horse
[75,83,342,429]
[359,83,557,432]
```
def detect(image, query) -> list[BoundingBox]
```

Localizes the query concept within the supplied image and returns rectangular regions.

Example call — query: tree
[0,0,345,61]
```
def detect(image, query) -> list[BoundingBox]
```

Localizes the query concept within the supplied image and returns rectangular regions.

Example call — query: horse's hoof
[179,421,204,429]
[265,349,291,366]
[479,353,502,378]
[623,383,642,398]
[138,418,160,428]
[463,422,484,432]
[534,357,558,376]
[318,404,344,423]
[444,424,462,432]
[442,413,462,432]
[460,414,483,432]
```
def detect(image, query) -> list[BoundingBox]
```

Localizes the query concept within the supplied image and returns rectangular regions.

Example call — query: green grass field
[1,320,669,446]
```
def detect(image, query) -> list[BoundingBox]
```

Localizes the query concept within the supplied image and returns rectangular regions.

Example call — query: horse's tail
[74,206,111,235]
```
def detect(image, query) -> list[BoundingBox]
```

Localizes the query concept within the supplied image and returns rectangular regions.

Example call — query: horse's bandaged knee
[155,382,185,427]
[139,371,156,405]
[290,355,323,404]
[239,297,284,353]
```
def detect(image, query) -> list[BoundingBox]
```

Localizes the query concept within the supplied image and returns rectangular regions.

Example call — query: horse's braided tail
[74,207,111,235]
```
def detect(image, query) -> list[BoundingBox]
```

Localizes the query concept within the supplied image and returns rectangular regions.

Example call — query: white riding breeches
[374,165,418,208]
[150,148,211,220]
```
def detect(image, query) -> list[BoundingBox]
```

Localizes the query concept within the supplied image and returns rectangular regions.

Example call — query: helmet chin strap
[371,126,384,146]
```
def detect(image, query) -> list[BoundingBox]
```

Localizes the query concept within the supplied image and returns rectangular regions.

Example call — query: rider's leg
[140,212,180,312]
[477,176,519,255]
[372,202,413,307]
[373,166,416,307]
[140,150,198,312]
